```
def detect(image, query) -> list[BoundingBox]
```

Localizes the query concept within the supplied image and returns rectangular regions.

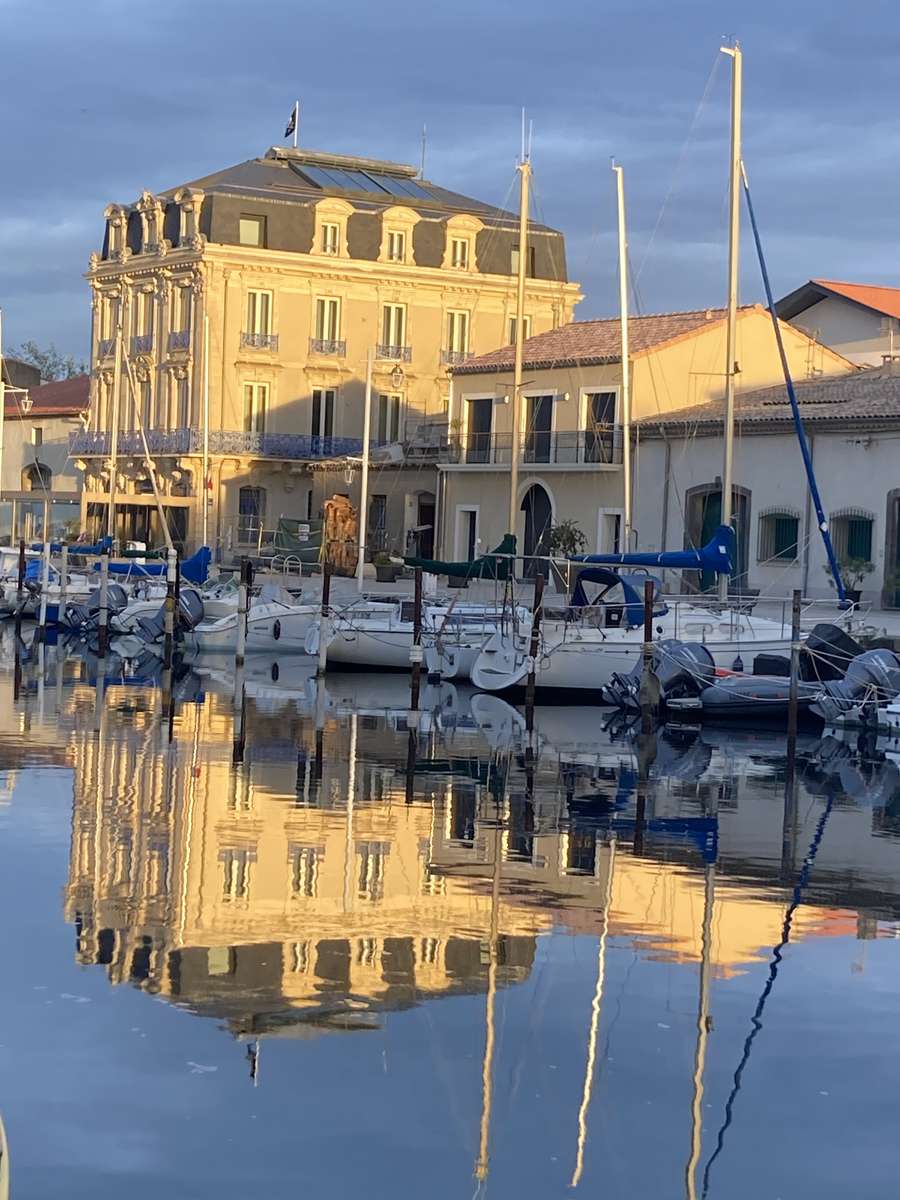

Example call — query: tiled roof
[453,305,759,374]
[812,279,900,320]
[777,278,900,322]
[636,365,900,434]
[4,374,90,418]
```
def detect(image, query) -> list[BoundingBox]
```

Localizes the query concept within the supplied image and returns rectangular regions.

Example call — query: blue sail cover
[96,546,212,584]
[572,524,735,575]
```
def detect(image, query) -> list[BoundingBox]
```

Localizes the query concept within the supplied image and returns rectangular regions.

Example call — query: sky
[1,0,899,359]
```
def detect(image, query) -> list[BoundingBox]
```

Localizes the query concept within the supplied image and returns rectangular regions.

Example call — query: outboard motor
[176,588,204,632]
[603,639,715,712]
[801,622,864,682]
[811,648,900,723]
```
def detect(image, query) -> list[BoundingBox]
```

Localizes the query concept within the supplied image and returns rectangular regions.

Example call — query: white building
[776,279,900,367]
[633,365,900,607]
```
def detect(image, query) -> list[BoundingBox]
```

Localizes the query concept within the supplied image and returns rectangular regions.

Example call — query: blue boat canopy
[572,524,735,575]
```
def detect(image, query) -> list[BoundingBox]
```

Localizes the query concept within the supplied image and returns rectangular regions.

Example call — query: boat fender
[271,662,280,681]
[409,644,424,665]
[273,619,281,640]
[525,655,536,674]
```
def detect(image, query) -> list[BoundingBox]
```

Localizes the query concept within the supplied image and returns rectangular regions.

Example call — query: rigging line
[636,51,723,283]
[700,790,836,1198]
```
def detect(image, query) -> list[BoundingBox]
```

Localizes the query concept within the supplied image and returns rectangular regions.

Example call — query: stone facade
[79,147,581,556]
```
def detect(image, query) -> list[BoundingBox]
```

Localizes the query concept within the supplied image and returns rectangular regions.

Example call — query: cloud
[0,0,897,352]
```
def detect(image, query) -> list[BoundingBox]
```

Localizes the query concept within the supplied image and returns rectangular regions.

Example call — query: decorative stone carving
[136,191,164,255]
[174,186,206,251]
[104,203,128,261]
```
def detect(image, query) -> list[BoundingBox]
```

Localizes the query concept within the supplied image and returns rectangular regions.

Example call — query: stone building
[76,146,580,555]
[439,305,852,570]
[0,374,88,543]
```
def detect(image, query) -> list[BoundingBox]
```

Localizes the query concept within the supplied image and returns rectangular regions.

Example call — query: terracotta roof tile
[811,279,900,321]
[3,374,90,418]
[637,365,900,433]
[454,306,758,374]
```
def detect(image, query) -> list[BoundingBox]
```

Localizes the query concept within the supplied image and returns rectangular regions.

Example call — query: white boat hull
[184,603,316,654]
[471,617,795,694]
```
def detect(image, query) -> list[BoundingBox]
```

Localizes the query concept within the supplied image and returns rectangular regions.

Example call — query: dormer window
[240,214,266,247]
[451,237,470,269]
[321,223,340,255]
[387,230,406,262]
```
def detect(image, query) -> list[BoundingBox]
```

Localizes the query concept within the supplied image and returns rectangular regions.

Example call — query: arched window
[758,508,800,563]
[830,508,874,562]
[238,486,266,544]
[22,463,52,492]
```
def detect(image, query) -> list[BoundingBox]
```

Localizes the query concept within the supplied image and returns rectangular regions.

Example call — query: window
[134,290,154,337]
[101,295,120,340]
[377,393,402,443]
[511,242,535,277]
[356,840,390,902]
[220,847,253,901]
[312,388,335,438]
[831,510,874,562]
[597,510,622,555]
[447,310,469,354]
[22,463,52,492]
[583,391,617,463]
[508,315,531,345]
[290,845,324,898]
[243,382,268,433]
[450,237,470,269]
[238,486,266,543]
[321,222,340,255]
[246,290,272,335]
[172,374,190,427]
[31,427,43,447]
[239,214,266,247]
[315,297,341,341]
[381,303,406,349]
[177,286,192,332]
[387,230,406,262]
[758,511,800,563]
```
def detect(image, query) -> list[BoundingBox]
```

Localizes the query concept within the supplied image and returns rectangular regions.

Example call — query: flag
[284,106,297,138]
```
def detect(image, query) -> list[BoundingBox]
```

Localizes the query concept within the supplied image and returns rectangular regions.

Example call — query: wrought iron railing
[98,338,116,359]
[448,427,625,466]
[240,331,279,351]
[309,337,346,356]
[441,348,473,366]
[131,333,153,355]
[376,343,412,362]
[168,329,191,351]
[70,428,368,461]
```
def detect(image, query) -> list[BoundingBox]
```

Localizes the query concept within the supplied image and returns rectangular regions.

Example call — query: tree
[10,341,87,382]
[546,518,588,557]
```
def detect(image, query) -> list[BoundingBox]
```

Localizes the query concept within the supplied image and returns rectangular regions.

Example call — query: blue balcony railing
[168,329,191,351]
[240,331,279,351]
[70,428,368,461]
[131,334,153,355]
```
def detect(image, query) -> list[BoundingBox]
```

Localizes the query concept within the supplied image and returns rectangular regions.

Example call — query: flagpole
[293,101,299,150]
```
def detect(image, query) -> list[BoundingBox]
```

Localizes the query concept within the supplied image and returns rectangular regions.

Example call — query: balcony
[131,333,153,355]
[441,349,473,366]
[240,331,279,351]
[376,343,412,362]
[309,336,346,357]
[70,428,367,462]
[447,427,624,467]
[168,329,191,351]
[98,338,116,359]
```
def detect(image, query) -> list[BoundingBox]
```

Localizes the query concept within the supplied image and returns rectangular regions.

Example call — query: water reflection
[4,628,900,1196]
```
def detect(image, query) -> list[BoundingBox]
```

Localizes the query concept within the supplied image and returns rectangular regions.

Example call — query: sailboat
[469,43,848,696]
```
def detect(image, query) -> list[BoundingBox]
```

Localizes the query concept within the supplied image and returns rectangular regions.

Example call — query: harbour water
[0,629,898,1197]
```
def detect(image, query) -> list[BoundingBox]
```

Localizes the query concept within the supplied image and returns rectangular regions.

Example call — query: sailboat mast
[357,348,374,593]
[202,314,210,549]
[718,41,742,603]
[508,150,531,542]
[613,163,632,548]
[107,323,123,542]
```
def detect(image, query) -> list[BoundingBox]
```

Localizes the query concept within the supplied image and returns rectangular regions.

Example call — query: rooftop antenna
[520,106,527,164]
[419,124,427,179]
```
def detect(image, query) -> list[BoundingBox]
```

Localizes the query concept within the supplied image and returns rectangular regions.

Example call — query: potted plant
[545,518,588,591]
[824,557,874,604]
[374,551,400,583]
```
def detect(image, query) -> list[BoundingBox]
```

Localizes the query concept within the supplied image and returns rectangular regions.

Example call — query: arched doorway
[521,483,552,578]
[684,483,751,592]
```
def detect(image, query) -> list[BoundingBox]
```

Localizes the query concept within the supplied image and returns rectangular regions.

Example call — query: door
[416,495,435,559]
[688,486,750,592]
[584,391,616,463]
[524,395,553,463]
[466,399,492,463]
[312,389,335,440]
[457,509,477,560]
[521,483,552,578]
